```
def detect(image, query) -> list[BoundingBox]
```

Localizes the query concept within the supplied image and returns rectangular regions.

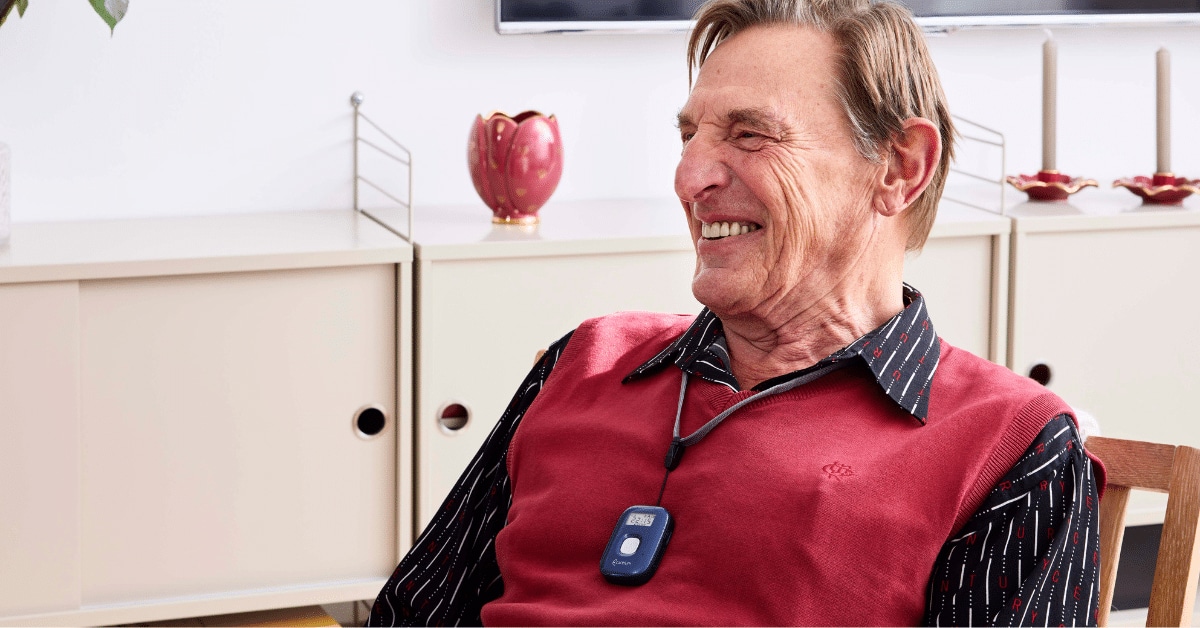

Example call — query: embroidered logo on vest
[822,461,854,481]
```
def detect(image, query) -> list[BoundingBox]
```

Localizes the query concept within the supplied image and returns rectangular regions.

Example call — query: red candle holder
[1113,173,1198,205]
[1006,170,1098,202]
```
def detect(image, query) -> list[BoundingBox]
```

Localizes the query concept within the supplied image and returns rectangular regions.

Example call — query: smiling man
[369,1,1103,626]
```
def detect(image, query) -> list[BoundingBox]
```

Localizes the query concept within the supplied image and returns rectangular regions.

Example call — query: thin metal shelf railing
[943,115,1007,216]
[352,91,414,243]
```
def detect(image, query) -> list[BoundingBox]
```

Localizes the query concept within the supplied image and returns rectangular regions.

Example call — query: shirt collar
[623,284,941,423]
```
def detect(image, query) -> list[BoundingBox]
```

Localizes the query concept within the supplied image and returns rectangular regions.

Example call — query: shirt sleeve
[367,331,574,627]
[923,414,1102,627]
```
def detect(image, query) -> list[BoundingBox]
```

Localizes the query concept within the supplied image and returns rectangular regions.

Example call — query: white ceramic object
[0,142,9,245]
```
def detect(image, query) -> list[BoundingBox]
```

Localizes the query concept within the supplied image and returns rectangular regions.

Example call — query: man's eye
[738,131,759,139]
[681,132,695,143]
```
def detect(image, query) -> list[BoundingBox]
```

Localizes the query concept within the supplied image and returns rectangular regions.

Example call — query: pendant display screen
[626,512,656,527]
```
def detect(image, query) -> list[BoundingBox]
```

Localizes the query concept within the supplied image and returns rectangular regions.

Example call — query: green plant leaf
[16,0,27,17]
[88,0,127,33]
[0,0,19,28]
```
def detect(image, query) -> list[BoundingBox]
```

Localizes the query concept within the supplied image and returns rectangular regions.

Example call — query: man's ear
[873,117,941,217]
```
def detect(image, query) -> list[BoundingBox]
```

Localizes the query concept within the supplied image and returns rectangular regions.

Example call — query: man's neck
[719,281,905,390]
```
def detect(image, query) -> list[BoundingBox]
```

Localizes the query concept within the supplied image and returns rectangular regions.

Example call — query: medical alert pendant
[599,505,674,586]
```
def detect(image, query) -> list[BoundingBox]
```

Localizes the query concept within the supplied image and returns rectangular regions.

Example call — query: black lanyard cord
[656,370,692,505]
[659,360,851,484]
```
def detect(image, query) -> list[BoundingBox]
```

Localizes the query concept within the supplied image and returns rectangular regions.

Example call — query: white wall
[0,0,1197,223]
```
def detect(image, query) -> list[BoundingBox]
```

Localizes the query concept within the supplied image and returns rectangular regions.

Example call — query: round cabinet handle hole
[355,406,388,439]
[1028,363,1052,387]
[439,403,471,432]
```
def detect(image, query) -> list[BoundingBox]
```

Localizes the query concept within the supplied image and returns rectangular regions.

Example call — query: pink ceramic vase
[468,111,563,224]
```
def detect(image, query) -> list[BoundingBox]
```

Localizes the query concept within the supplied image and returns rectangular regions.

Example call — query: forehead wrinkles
[685,25,845,124]
[679,49,770,125]
[678,86,790,127]
[682,62,835,136]
[677,103,786,130]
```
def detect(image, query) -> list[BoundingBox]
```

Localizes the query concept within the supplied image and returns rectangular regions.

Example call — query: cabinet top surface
[411,198,1008,260]
[1005,188,1200,233]
[0,210,412,284]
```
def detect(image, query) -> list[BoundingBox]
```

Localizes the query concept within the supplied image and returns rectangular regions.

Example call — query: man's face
[675,25,887,321]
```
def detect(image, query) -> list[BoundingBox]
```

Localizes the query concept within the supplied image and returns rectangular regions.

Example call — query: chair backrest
[1087,436,1200,626]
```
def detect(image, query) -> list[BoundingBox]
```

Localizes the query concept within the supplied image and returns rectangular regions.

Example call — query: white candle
[0,142,9,245]
[1157,47,1171,174]
[1043,33,1057,172]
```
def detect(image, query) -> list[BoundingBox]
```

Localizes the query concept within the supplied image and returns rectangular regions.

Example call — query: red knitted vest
[482,312,1073,626]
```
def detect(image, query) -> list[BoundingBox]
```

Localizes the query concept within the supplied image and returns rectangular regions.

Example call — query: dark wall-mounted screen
[497,0,1200,32]
[908,0,1200,17]
[501,0,705,21]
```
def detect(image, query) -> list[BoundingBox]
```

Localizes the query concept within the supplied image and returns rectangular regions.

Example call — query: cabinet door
[1011,225,1200,522]
[1012,225,1200,443]
[0,282,81,616]
[78,265,397,604]
[905,233,1006,363]
[416,251,698,528]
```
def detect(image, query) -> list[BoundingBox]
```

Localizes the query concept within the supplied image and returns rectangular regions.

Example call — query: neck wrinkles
[719,281,903,390]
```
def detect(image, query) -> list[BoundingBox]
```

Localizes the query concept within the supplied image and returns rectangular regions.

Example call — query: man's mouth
[701,221,761,240]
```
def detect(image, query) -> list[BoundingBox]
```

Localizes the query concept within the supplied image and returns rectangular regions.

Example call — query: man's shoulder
[931,339,1073,429]
[931,340,1079,530]
[547,311,697,377]
[935,340,1058,404]
[573,310,697,346]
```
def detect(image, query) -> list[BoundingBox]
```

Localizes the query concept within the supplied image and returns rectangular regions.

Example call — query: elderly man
[370,0,1103,625]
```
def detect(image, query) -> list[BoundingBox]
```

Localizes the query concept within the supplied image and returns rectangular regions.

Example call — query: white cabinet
[1007,191,1200,524]
[0,211,412,626]
[411,199,1009,530]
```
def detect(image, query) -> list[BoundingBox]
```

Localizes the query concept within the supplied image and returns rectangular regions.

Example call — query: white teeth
[701,221,759,240]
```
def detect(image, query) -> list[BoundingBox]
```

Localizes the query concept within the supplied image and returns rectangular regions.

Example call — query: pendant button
[619,537,641,556]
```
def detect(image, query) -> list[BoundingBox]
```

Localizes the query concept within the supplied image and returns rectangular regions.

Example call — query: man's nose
[674,136,730,203]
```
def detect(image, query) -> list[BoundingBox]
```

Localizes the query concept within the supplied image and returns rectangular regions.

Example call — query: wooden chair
[1088,436,1200,626]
